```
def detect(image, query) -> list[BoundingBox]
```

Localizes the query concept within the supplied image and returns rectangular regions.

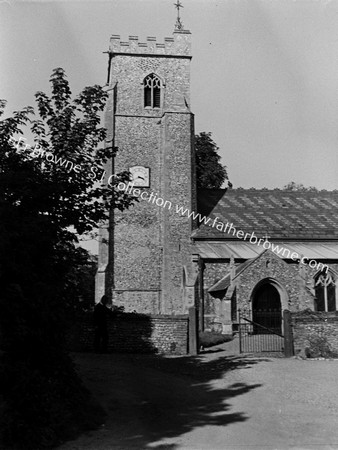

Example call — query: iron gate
[238,310,284,353]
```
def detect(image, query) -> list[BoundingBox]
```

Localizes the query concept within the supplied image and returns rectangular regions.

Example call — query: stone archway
[252,282,282,334]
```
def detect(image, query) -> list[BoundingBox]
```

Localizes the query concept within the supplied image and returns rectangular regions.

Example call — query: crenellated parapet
[109,30,192,57]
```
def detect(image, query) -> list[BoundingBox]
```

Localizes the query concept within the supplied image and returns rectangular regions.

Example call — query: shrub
[305,334,338,359]
[199,331,233,348]
[0,351,106,449]
[302,323,338,359]
[0,285,106,449]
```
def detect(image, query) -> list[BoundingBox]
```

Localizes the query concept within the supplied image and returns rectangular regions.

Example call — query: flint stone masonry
[203,249,338,331]
[110,56,191,115]
[97,28,196,315]
[203,262,230,330]
[291,310,338,355]
[235,252,300,312]
[68,313,189,355]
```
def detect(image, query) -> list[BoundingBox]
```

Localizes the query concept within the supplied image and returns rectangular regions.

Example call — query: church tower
[96,13,196,314]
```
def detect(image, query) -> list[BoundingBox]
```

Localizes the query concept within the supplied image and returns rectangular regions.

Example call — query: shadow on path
[60,351,268,449]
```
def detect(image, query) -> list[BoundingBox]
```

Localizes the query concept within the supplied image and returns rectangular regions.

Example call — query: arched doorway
[252,283,282,334]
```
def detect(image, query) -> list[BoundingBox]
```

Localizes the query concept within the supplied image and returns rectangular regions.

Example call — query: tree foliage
[282,181,318,192]
[195,132,228,189]
[0,68,133,448]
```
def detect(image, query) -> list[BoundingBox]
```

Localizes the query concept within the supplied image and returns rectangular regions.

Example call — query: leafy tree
[283,181,318,192]
[195,132,228,189]
[0,68,134,449]
[64,250,98,314]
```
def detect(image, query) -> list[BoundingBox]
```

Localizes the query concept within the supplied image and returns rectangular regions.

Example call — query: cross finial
[174,0,184,30]
[263,232,270,241]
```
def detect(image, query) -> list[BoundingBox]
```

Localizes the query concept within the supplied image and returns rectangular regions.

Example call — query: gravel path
[58,343,338,450]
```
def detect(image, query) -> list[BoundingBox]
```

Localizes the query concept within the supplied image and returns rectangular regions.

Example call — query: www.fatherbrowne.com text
[115,181,328,274]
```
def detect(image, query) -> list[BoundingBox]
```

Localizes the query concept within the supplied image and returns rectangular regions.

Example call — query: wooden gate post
[283,309,294,357]
[238,309,243,353]
[188,306,199,355]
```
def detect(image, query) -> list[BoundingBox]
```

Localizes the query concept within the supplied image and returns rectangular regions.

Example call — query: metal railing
[239,314,284,353]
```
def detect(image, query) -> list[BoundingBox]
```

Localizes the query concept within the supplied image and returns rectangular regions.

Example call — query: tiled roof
[193,188,338,240]
[193,241,338,260]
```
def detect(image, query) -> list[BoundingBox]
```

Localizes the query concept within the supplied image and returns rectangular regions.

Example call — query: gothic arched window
[144,74,161,108]
[314,271,336,312]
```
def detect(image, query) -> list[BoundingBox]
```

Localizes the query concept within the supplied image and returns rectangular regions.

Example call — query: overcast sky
[1,0,338,192]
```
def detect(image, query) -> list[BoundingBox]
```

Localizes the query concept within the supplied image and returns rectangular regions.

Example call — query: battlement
[109,30,192,57]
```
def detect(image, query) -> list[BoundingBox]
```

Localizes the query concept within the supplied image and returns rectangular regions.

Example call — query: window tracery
[314,271,336,311]
[144,74,161,108]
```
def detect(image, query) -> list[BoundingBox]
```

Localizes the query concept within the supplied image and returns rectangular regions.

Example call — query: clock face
[129,166,150,187]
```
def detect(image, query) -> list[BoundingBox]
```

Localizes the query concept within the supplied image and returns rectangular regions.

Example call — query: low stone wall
[291,310,338,356]
[68,312,189,355]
